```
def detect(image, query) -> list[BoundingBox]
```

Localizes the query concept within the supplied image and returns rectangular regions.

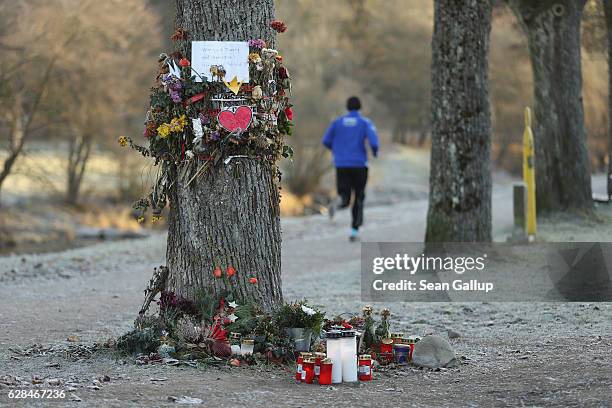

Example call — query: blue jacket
[322,110,379,168]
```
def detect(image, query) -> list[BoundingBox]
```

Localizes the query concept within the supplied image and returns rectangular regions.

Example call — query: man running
[322,96,379,241]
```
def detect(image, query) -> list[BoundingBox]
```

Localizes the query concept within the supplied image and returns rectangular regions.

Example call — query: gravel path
[0,148,611,407]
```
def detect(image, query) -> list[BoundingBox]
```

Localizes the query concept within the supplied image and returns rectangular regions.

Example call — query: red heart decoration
[217,106,253,132]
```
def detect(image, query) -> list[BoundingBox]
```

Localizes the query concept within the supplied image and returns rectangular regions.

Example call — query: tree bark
[166,0,282,311]
[425,0,493,242]
[605,0,612,199]
[507,0,593,212]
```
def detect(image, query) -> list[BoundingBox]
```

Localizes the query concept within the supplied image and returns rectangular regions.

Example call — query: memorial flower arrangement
[121,24,293,220]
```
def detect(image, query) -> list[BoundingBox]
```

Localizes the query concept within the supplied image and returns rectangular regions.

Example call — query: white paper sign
[191,41,250,83]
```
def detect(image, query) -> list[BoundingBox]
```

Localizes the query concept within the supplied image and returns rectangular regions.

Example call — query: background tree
[425,0,493,242]
[604,0,612,198]
[506,0,593,212]
[165,0,283,311]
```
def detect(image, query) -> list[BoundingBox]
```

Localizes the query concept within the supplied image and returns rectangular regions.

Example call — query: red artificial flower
[275,55,283,63]
[270,20,287,33]
[213,267,222,278]
[341,322,353,329]
[179,58,190,67]
[249,277,258,284]
[226,266,236,277]
[284,107,293,121]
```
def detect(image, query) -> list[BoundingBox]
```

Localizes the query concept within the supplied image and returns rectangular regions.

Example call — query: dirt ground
[1,148,611,407]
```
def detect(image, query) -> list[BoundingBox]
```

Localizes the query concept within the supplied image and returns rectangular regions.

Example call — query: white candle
[340,331,358,382]
[325,331,343,384]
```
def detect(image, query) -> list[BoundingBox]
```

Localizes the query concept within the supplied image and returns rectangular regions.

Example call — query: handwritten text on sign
[191,41,250,83]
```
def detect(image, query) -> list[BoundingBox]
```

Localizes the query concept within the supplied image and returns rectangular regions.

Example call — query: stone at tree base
[412,335,458,369]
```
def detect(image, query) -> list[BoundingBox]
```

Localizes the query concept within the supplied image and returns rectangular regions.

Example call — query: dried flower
[213,267,222,278]
[170,90,181,103]
[179,58,190,67]
[248,38,266,49]
[249,277,258,284]
[199,112,210,125]
[270,20,287,33]
[170,28,187,41]
[251,85,263,101]
[248,52,261,63]
[278,66,289,79]
[226,266,236,277]
[380,308,391,318]
[211,130,220,141]
[118,136,128,147]
[284,107,293,121]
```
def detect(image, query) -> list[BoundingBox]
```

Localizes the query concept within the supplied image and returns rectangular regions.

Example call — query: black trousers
[336,167,368,229]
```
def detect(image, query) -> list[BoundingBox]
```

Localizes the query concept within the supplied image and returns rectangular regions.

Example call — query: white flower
[301,305,316,316]
[185,150,194,159]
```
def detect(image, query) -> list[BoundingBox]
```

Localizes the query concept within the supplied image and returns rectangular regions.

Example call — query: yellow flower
[118,136,128,147]
[169,115,187,133]
[248,52,261,63]
[137,216,145,224]
[157,123,171,138]
[152,215,163,223]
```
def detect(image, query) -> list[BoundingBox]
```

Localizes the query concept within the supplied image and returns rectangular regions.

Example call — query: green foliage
[272,300,325,334]
[116,327,161,356]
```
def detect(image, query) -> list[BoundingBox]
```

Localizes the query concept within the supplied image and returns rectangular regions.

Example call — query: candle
[296,352,311,382]
[313,352,326,377]
[340,330,358,383]
[302,357,315,384]
[318,358,333,385]
[240,339,254,356]
[325,330,343,384]
[358,354,373,381]
[393,343,410,364]
[379,338,393,364]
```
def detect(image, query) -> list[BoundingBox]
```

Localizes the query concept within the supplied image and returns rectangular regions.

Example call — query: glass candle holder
[358,354,373,381]
[318,358,333,385]
[302,357,315,384]
[240,339,254,356]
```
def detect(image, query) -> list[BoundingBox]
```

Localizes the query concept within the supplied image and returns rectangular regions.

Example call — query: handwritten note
[191,41,249,83]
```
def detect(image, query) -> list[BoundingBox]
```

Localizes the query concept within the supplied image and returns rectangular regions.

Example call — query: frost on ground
[0,148,611,407]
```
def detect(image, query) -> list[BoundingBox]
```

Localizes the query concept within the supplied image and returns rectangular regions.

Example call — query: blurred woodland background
[0,0,609,252]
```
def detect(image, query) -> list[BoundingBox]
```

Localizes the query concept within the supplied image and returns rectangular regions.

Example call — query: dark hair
[347,96,361,111]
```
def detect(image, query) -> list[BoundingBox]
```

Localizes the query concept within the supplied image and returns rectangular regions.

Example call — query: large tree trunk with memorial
[506,0,593,213]
[133,0,291,314]
[425,0,493,242]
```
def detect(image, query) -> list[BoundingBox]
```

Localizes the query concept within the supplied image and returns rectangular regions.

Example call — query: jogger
[336,167,368,230]
[322,96,379,241]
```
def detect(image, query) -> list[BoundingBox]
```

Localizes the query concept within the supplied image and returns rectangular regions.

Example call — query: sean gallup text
[372,279,494,293]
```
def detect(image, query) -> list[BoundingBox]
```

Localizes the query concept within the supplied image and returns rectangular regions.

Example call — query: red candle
[302,358,315,384]
[318,358,333,385]
[296,352,311,382]
[314,352,326,377]
[378,338,394,364]
[358,355,373,381]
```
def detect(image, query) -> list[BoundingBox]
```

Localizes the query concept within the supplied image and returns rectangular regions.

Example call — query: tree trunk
[65,132,91,206]
[425,0,493,242]
[605,0,612,199]
[507,0,592,212]
[166,0,282,311]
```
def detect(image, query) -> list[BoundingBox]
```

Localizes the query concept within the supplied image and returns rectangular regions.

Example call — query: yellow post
[523,107,537,239]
